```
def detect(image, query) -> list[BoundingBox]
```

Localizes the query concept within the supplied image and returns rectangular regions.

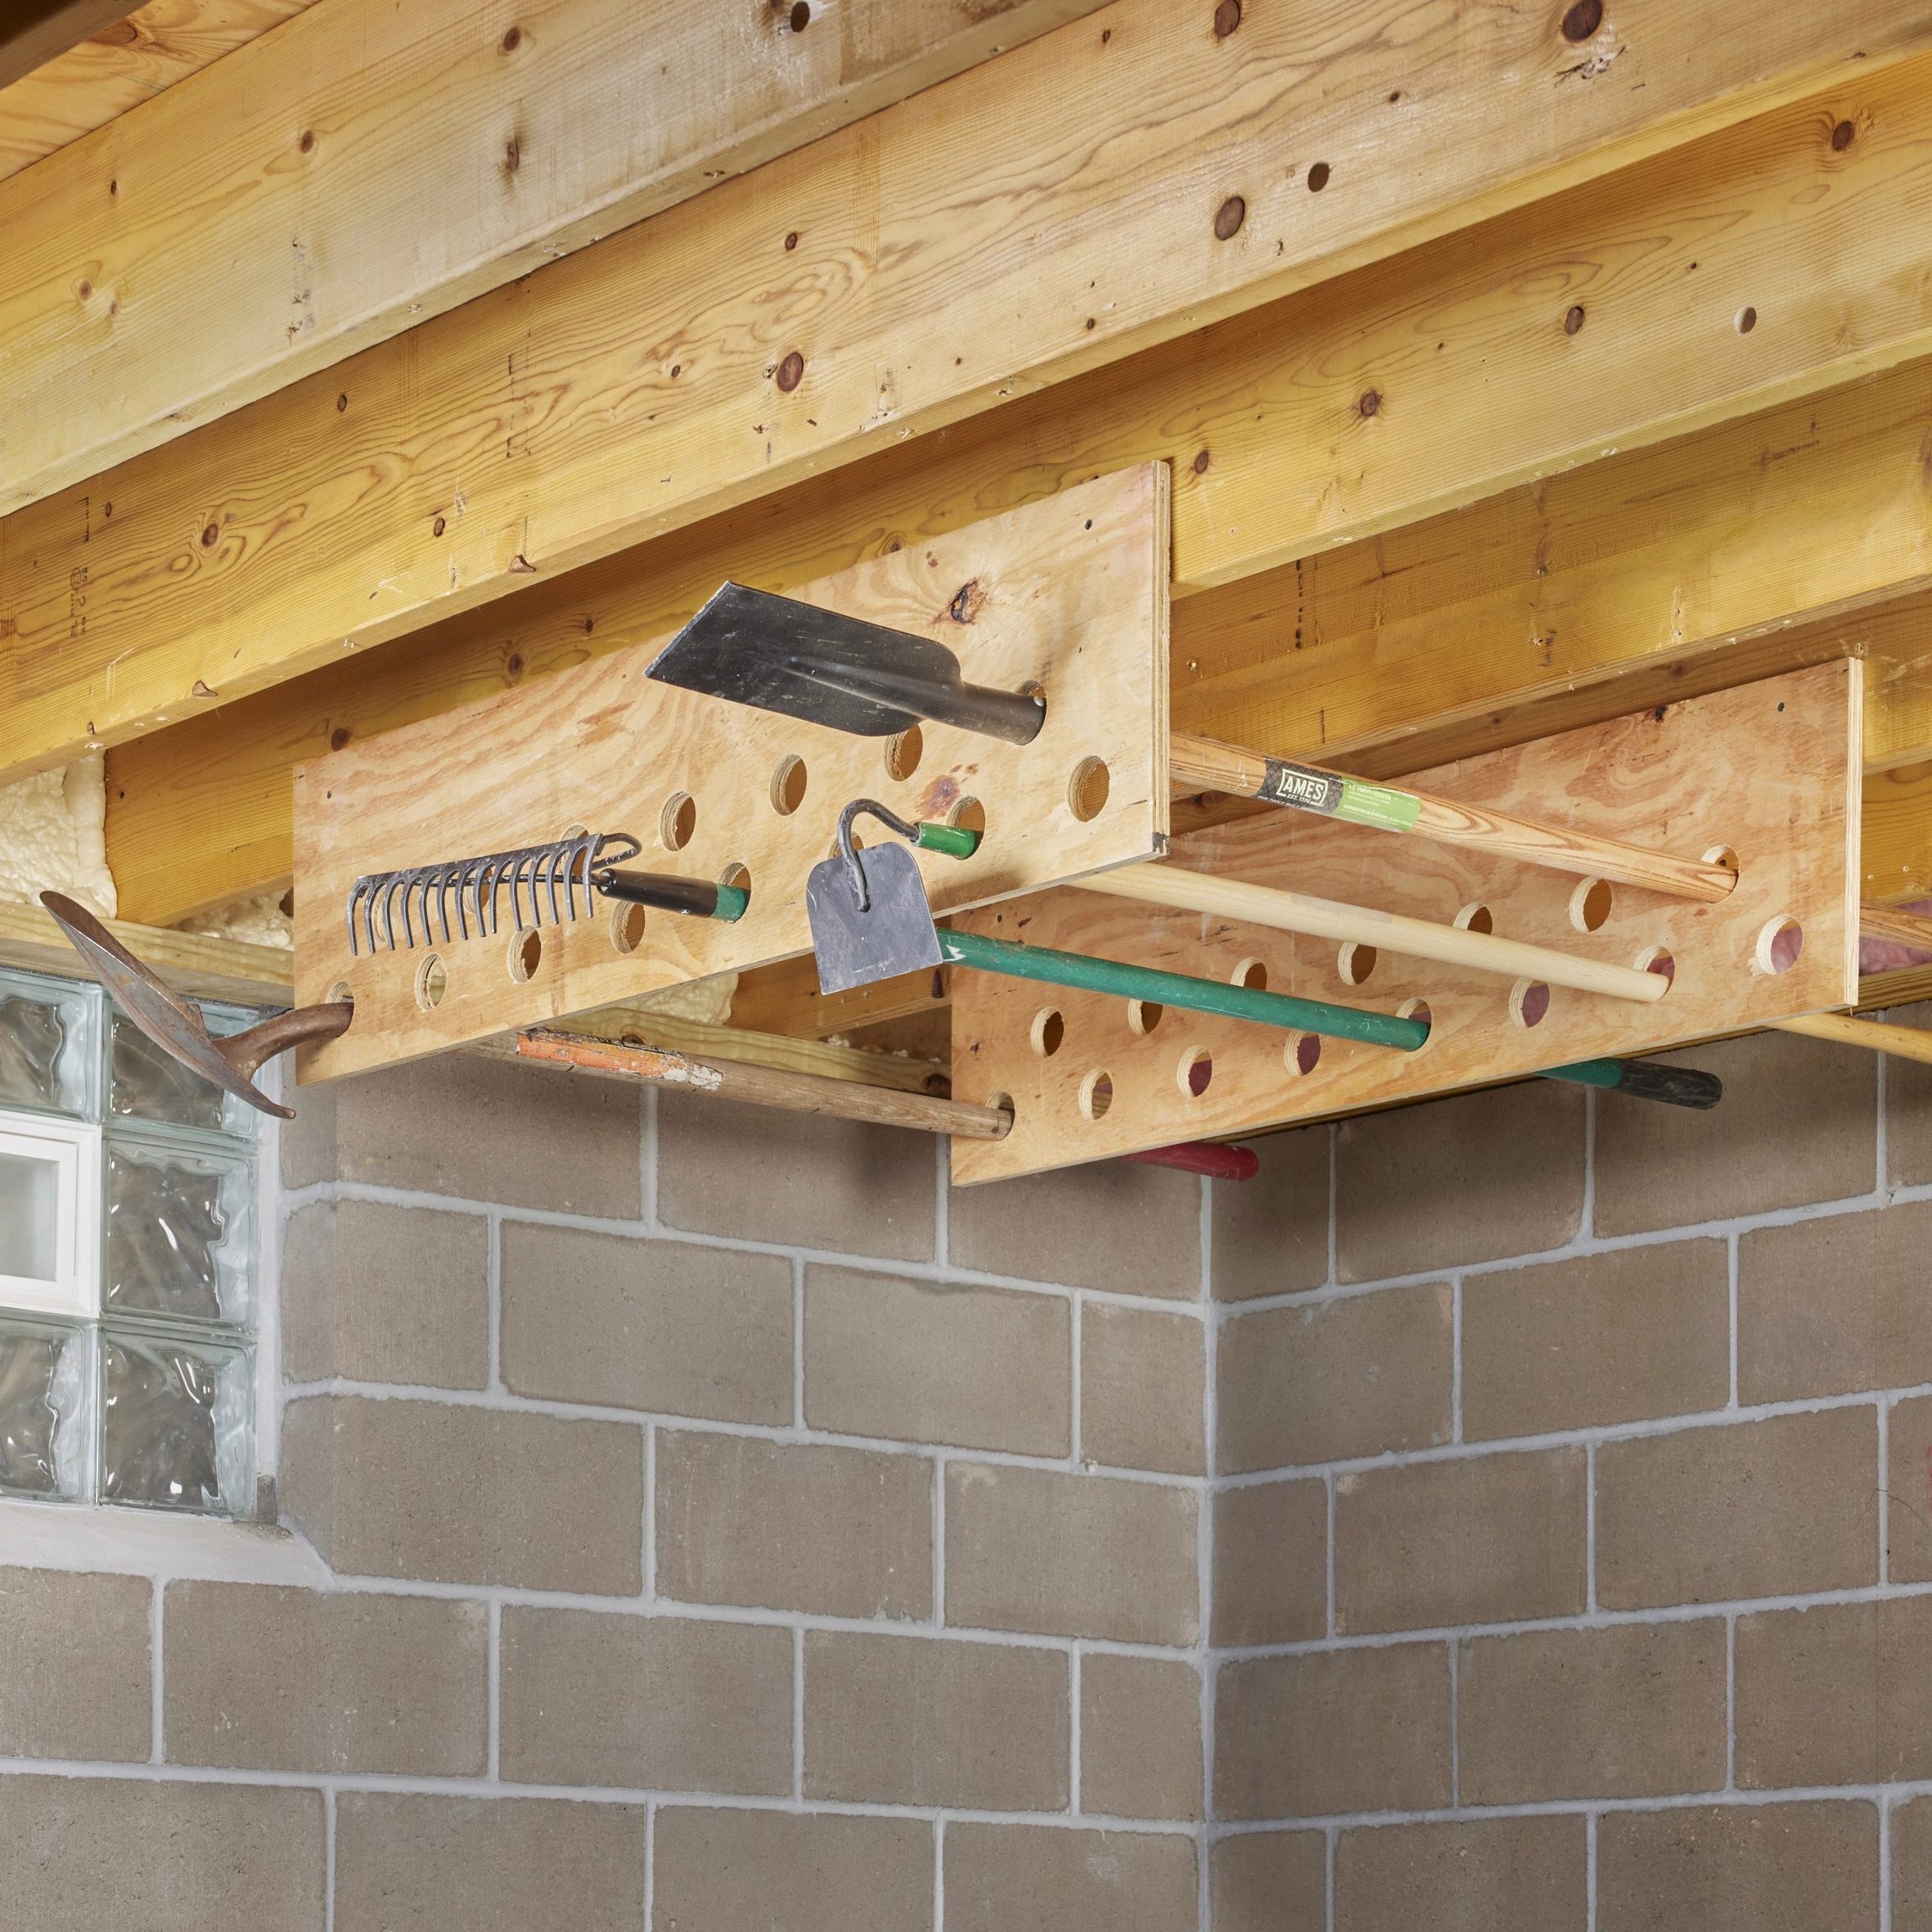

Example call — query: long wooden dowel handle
[1860,903,1932,950]
[1081,865,1669,1005]
[1169,732,1736,904]
[1776,1012,1932,1067]
[507,1029,1011,1137]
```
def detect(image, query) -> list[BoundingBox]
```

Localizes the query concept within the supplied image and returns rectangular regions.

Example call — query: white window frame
[0,1112,101,1320]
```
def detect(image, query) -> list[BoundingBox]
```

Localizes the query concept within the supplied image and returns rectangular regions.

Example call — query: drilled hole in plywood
[1398,998,1433,1047]
[1756,916,1804,975]
[988,1092,1015,1128]
[1030,1008,1065,1057]
[1636,946,1676,984]
[1454,903,1493,934]
[507,927,543,984]
[948,796,986,836]
[660,791,696,850]
[610,902,647,954]
[414,953,448,1011]
[1067,757,1110,822]
[1286,1032,1322,1075]
[1510,979,1550,1029]
[327,982,355,1009]
[769,754,808,815]
[1128,999,1164,1037]
[1569,878,1613,933]
[1339,941,1377,986]
[1178,1047,1214,1097]
[1702,844,1741,878]
[718,862,751,905]
[1079,1070,1115,1119]
[1232,957,1268,991]
[885,726,923,782]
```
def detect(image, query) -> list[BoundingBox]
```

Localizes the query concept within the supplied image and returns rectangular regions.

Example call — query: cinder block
[1334,1448,1586,1633]
[803,1629,1068,1809]
[1211,1479,1328,1647]
[1081,1301,1205,1474]
[281,1394,643,1593]
[335,1793,644,1932]
[1215,1644,1452,1819]
[501,1606,791,1792]
[1461,1242,1728,1439]
[658,1091,934,1261]
[164,1581,485,1775]
[281,1199,489,1389]
[1596,1408,1878,1608]
[1218,1285,1451,1472]
[944,1823,1197,1932]
[0,1567,149,1763]
[1896,1798,1932,1932]
[1457,1621,1726,1803]
[943,1463,1198,1646]
[655,1430,930,1619]
[804,1264,1069,1454]
[1335,1081,1583,1281]
[1080,1653,1202,1820]
[502,1222,792,1423]
[1335,1818,1586,1932]
[1212,1127,1329,1302]
[1597,1802,1878,1932]
[1211,1832,1326,1932]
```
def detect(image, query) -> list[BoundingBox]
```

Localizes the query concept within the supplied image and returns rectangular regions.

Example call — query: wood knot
[1213,195,1246,241]
[948,579,984,624]
[776,350,805,393]
[1560,0,1602,41]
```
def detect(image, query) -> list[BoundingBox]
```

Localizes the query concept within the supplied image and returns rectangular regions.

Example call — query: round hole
[1287,1032,1322,1076]
[1454,903,1493,935]
[1128,998,1164,1037]
[610,902,647,954]
[1702,844,1741,876]
[987,1092,1016,1130]
[1735,305,1758,335]
[508,927,543,983]
[1232,957,1268,992]
[1339,941,1377,986]
[414,953,448,1011]
[1397,998,1433,1047]
[660,791,696,850]
[1079,1070,1115,1120]
[1635,946,1676,984]
[1030,1008,1065,1057]
[718,861,751,904]
[769,754,808,815]
[1569,877,1614,933]
[948,796,987,836]
[327,981,355,1009]
[1510,979,1550,1029]
[1755,915,1804,975]
[1067,757,1111,822]
[1178,1047,1214,1097]
[885,725,923,782]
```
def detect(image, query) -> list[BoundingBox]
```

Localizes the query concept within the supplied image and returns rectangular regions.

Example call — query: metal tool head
[806,840,943,995]
[648,582,970,736]
[39,892,352,1120]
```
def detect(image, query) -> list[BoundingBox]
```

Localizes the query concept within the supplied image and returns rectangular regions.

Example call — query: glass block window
[0,965,259,1517]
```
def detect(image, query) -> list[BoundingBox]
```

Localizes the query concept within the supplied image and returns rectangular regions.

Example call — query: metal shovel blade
[38,891,351,1119]
[647,583,1045,745]
[805,842,943,995]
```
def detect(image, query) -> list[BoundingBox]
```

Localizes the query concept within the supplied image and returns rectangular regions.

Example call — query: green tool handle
[939,930,1723,1110]
[597,870,748,921]
[938,930,1427,1051]
[916,822,981,860]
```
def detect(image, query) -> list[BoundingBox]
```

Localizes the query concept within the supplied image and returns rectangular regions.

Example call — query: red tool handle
[1124,1140,1259,1182]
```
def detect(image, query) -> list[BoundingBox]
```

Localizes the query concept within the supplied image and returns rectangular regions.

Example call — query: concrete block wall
[7,1018,1932,1927]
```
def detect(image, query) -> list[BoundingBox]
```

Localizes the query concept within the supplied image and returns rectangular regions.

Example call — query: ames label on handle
[1260,759,1421,834]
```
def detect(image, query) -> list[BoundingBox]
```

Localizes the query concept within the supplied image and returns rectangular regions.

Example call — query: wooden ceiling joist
[98,52,1932,925]
[5,0,1929,788]
[0,0,1110,517]
[0,1,136,92]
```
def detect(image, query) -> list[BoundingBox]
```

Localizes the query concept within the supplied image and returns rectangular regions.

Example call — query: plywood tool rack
[949,664,1861,1183]
[292,466,1170,1083]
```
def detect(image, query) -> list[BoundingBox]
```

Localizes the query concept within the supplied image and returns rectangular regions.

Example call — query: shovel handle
[597,871,748,921]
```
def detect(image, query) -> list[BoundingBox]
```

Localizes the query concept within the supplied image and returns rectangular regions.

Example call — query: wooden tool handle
[1776,1011,1932,1067]
[1082,865,1669,1005]
[1170,732,1736,903]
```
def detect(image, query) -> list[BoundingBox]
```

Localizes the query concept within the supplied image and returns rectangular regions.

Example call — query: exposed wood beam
[7,1,1930,781]
[0,2,135,91]
[0,899,291,1003]
[0,2,318,187]
[0,0,1110,517]
[102,52,1932,925]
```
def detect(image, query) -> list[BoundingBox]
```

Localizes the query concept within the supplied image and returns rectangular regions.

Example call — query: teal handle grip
[916,822,980,859]
[712,883,750,921]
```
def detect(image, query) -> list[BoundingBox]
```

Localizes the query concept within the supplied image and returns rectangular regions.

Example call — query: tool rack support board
[293,464,1170,1082]
[950,663,1860,1183]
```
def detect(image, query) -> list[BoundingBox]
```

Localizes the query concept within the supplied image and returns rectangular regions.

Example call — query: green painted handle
[713,883,750,921]
[939,929,1427,1051]
[916,822,981,859]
